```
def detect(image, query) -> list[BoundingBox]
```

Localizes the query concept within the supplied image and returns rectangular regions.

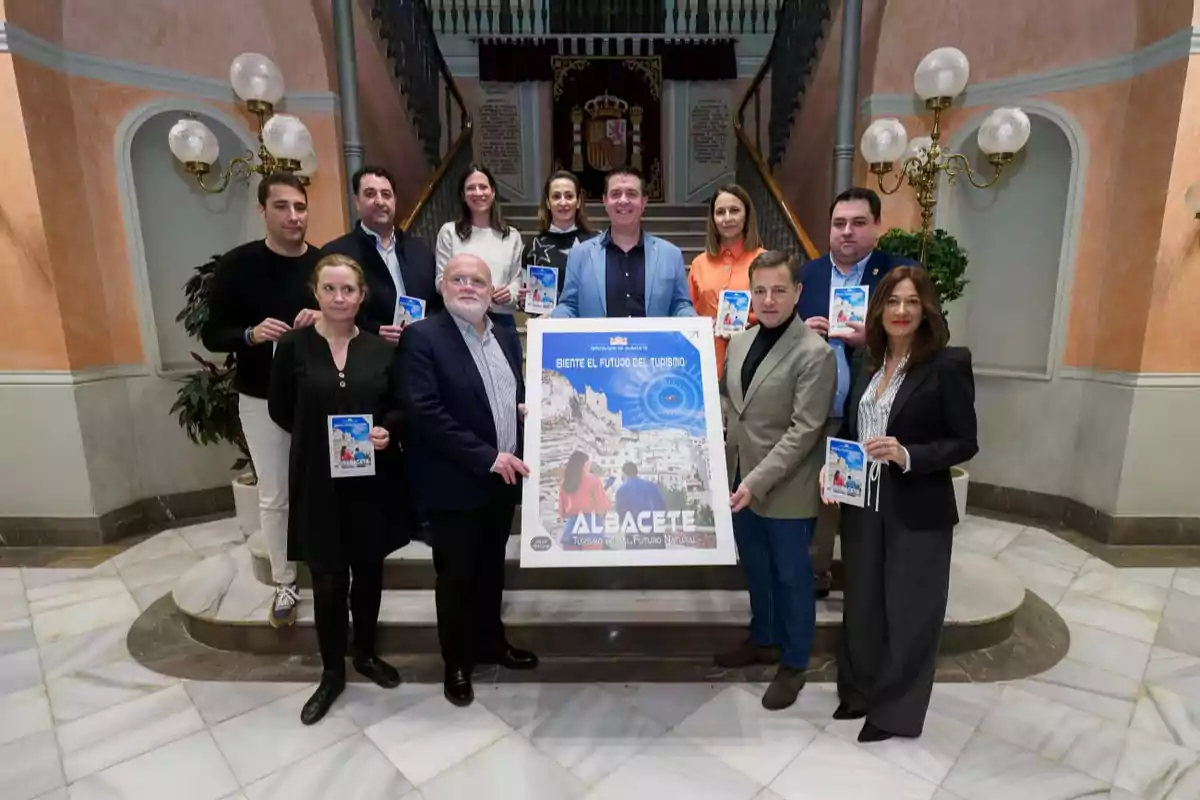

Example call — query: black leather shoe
[352,655,401,688]
[496,646,539,671]
[444,665,474,707]
[301,672,345,725]
[832,703,867,720]
[858,720,906,743]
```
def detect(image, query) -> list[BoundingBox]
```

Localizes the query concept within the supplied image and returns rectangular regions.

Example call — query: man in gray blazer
[717,250,836,710]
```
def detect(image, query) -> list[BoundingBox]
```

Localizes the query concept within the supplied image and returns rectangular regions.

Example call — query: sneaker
[762,665,807,710]
[714,638,781,668]
[269,583,299,628]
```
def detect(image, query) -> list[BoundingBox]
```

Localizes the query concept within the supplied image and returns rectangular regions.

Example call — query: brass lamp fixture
[167,53,317,194]
[860,47,1031,262]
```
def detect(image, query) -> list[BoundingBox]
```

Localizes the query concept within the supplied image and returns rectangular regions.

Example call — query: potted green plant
[876,227,971,522]
[170,255,258,535]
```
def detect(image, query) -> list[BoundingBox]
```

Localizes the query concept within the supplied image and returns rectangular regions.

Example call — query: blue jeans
[733,509,816,669]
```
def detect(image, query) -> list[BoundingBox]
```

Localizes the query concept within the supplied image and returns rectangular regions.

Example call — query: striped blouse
[857,352,910,444]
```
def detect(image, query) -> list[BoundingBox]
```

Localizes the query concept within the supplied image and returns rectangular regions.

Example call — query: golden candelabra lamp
[167,53,317,194]
[860,47,1031,263]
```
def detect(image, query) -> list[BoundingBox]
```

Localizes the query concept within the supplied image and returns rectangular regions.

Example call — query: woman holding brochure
[269,253,414,726]
[688,185,765,378]
[822,266,977,743]
[522,170,597,314]
[435,164,525,333]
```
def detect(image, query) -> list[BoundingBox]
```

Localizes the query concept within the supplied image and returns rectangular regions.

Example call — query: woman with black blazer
[269,254,415,725]
[823,265,978,742]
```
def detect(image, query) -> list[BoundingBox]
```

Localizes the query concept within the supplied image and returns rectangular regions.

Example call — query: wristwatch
[244,326,256,345]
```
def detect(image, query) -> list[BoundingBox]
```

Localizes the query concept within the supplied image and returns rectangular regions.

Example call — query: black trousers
[428,482,516,667]
[311,554,385,676]
[836,473,953,737]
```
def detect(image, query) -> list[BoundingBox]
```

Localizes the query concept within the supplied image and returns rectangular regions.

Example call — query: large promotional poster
[521,317,736,568]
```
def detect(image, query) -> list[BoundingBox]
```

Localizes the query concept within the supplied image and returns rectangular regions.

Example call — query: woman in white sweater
[435,164,524,331]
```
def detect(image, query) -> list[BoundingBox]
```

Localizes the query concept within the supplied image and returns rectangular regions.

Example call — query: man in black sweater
[322,165,442,343]
[201,172,322,628]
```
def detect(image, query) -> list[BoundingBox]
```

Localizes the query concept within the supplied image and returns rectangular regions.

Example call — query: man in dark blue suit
[400,253,538,707]
[797,187,918,596]
[323,166,443,344]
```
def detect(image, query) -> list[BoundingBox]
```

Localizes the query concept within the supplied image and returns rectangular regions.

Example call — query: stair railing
[733,0,831,258]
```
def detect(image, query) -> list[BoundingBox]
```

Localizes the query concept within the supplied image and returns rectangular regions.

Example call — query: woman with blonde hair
[689,184,765,377]
[269,253,414,725]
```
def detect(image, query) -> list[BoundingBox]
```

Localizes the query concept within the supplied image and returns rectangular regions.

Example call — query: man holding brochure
[718,250,836,711]
[797,187,918,598]
[323,166,443,342]
[552,166,695,318]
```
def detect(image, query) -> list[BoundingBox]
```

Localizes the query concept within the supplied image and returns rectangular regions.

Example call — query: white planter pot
[232,474,259,537]
[951,466,969,525]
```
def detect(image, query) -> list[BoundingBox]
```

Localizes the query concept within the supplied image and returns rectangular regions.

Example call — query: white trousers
[238,394,296,584]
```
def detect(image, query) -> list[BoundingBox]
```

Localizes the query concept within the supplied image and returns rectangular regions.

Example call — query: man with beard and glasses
[399,253,538,707]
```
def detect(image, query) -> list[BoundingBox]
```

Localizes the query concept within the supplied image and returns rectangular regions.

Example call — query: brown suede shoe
[762,665,807,711]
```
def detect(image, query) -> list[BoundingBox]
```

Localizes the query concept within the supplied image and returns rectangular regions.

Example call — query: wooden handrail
[732,2,820,260]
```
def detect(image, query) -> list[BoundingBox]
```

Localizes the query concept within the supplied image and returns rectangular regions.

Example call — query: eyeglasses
[447,275,490,289]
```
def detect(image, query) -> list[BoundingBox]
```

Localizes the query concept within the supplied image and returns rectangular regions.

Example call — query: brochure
[824,437,866,507]
[525,266,558,315]
[829,285,868,336]
[328,414,375,478]
[715,289,751,335]
[394,295,426,329]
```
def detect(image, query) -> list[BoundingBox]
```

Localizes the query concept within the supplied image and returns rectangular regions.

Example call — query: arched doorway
[941,112,1074,377]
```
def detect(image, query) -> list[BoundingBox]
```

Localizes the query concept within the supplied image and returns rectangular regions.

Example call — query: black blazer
[838,346,977,530]
[399,312,525,512]
[322,225,444,333]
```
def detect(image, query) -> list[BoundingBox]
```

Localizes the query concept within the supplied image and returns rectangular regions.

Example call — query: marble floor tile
[31,590,140,646]
[244,733,413,800]
[602,682,726,729]
[182,680,310,727]
[1113,729,1200,800]
[825,708,975,786]
[1172,569,1200,599]
[672,685,821,785]
[1155,590,1200,660]
[1079,557,1176,589]
[1069,570,1170,614]
[1131,683,1200,751]
[523,684,668,785]
[1002,529,1091,573]
[932,791,966,800]
[418,732,586,800]
[57,684,204,782]
[116,551,202,591]
[1066,622,1153,682]
[1017,657,1140,726]
[0,647,42,699]
[37,621,133,682]
[20,567,106,591]
[337,682,440,731]
[26,576,128,615]
[210,689,359,786]
[30,790,70,800]
[951,520,1023,557]
[995,551,1077,606]
[365,694,513,787]
[129,579,177,612]
[67,730,239,800]
[927,683,1003,730]
[0,578,30,622]
[1056,591,1161,644]
[755,791,787,800]
[769,732,936,800]
[0,617,37,657]
[472,683,582,735]
[0,684,53,746]
[110,531,195,570]
[177,520,244,552]
[941,730,1109,800]
[979,686,1128,784]
[0,730,64,800]
[586,733,764,800]
[1146,646,1200,686]
[45,656,178,723]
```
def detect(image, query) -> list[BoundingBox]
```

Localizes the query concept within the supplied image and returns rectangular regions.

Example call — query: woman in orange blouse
[689,184,766,378]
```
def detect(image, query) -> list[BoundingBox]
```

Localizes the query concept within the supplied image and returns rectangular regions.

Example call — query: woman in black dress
[269,253,413,725]
[823,266,977,742]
